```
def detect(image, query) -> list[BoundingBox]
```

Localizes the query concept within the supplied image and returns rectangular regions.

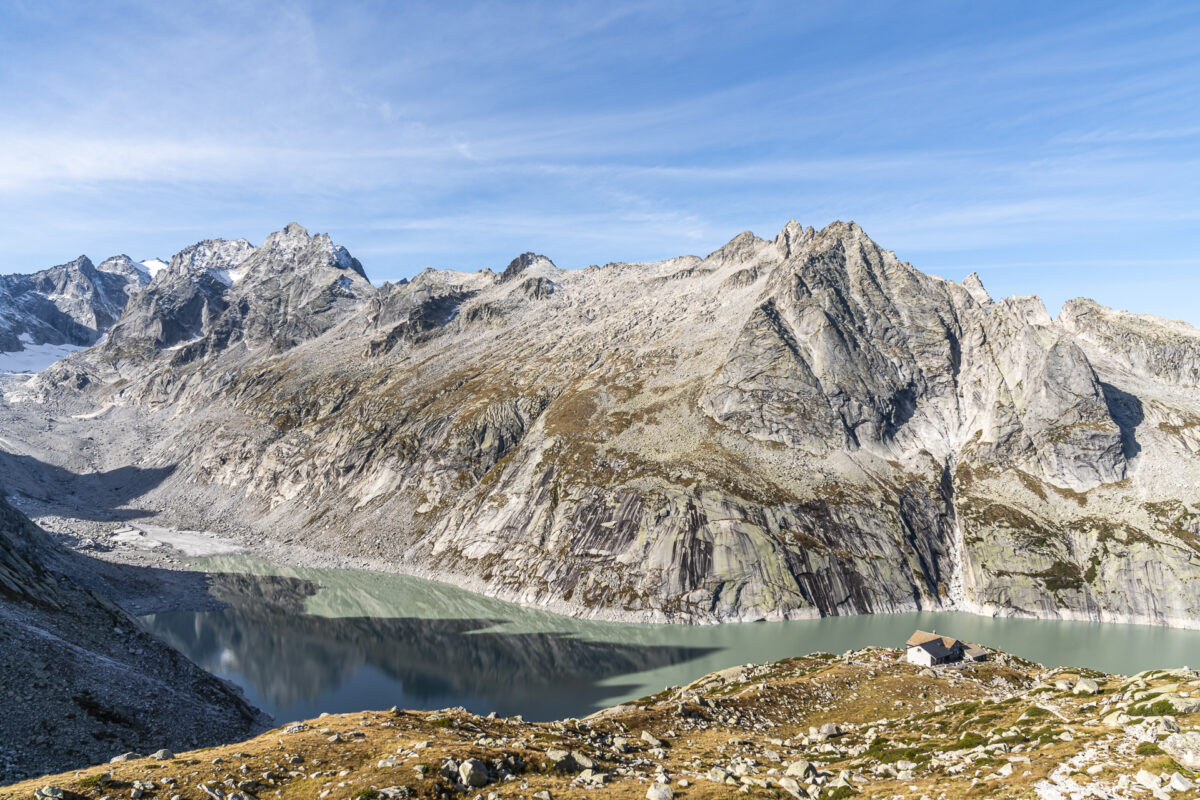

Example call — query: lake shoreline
[22,501,1200,634]
[132,550,1200,724]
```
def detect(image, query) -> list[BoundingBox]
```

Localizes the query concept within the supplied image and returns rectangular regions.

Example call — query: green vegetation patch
[1127,699,1175,717]
[944,731,989,751]
[863,737,932,765]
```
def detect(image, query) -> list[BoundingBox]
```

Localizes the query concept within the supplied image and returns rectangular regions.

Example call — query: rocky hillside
[5,220,1200,625]
[0,493,270,783]
[0,255,148,356]
[6,647,1200,800]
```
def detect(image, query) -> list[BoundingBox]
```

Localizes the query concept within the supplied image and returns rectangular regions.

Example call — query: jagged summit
[500,252,555,283]
[10,218,1200,629]
[166,237,256,283]
[90,224,370,359]
[962,272,992,305]
[773,219,815,257]
[258,222,312,260]
[1059,296,1200,386]
[96,253,146,277]
[0,253,146,353]
[242,223,368,282]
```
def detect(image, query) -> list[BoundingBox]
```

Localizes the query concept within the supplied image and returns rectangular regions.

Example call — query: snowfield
[0,342,86,373]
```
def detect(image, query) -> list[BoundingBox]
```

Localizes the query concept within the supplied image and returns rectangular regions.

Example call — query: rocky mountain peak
[1000,295,1053,327]
[962,272,992,306]
[0,253,150,354]
[258,223,310,259]
[704,230,774,270]
[96,253,136,272]
[500,252,554,283]
[167,238,256,281]
[773,219,815,258]
[91,224,373,363]
[817,219,866,240]
[43,255,100,284]
[1060,297,1200,386]
[253,223,367,281]
[96,255,152,290]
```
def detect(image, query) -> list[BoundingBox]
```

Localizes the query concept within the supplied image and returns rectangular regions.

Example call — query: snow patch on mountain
[140,258,169,278]
[0,341,86,373]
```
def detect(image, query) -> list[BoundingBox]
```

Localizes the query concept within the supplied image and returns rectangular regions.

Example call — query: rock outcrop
[5,220,1200,626]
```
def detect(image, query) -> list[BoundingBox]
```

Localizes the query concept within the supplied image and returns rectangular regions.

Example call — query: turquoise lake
[138,556,1200,724]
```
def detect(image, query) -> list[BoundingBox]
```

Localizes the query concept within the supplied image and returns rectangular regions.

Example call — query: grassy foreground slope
[5,648,1200,800]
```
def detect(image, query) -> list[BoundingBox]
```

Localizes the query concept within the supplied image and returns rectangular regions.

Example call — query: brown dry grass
[6,652,1193,800]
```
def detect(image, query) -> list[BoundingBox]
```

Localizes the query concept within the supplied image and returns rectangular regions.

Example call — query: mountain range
[0,254,155,370]
[3,220,1200,628]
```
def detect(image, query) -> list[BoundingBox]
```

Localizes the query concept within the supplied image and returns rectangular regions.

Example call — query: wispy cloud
[1057,125,1200,144]
[0,0,1198,322]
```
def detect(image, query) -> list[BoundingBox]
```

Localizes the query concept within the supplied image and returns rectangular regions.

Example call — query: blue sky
[1,1,1198,321]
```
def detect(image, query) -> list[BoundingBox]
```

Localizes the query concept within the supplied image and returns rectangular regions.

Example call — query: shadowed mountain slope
[0,492,270,782]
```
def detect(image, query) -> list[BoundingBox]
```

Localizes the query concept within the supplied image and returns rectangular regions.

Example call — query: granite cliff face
[5,220,1200,626]
[0,255,147,356]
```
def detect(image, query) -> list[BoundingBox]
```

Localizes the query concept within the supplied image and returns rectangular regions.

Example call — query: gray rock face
[8,219,1200,628]
[101,238,255,357]
[0,255,147,353]
[1060,298,1200,387]
[701,225,1123,491]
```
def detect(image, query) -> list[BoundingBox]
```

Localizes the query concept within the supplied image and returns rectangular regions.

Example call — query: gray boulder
[641,731,665,747]
[646,783,673,800]
[110,753,144,763]
[458,758,489,787]
[1162,732,1200,771]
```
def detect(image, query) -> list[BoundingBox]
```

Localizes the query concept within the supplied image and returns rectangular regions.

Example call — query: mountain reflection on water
[140,570,715,722]
[140,557,1200,724]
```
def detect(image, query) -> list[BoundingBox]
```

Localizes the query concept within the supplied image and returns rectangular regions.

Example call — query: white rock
[1136,768,1163,790]
[646,784,673,800]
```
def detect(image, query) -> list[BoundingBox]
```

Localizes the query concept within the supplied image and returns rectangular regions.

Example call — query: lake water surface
[139,556,1200,724]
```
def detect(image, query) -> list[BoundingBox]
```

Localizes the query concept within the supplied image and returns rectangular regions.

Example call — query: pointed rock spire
[774,220,814,258]
[962,273,993,306]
